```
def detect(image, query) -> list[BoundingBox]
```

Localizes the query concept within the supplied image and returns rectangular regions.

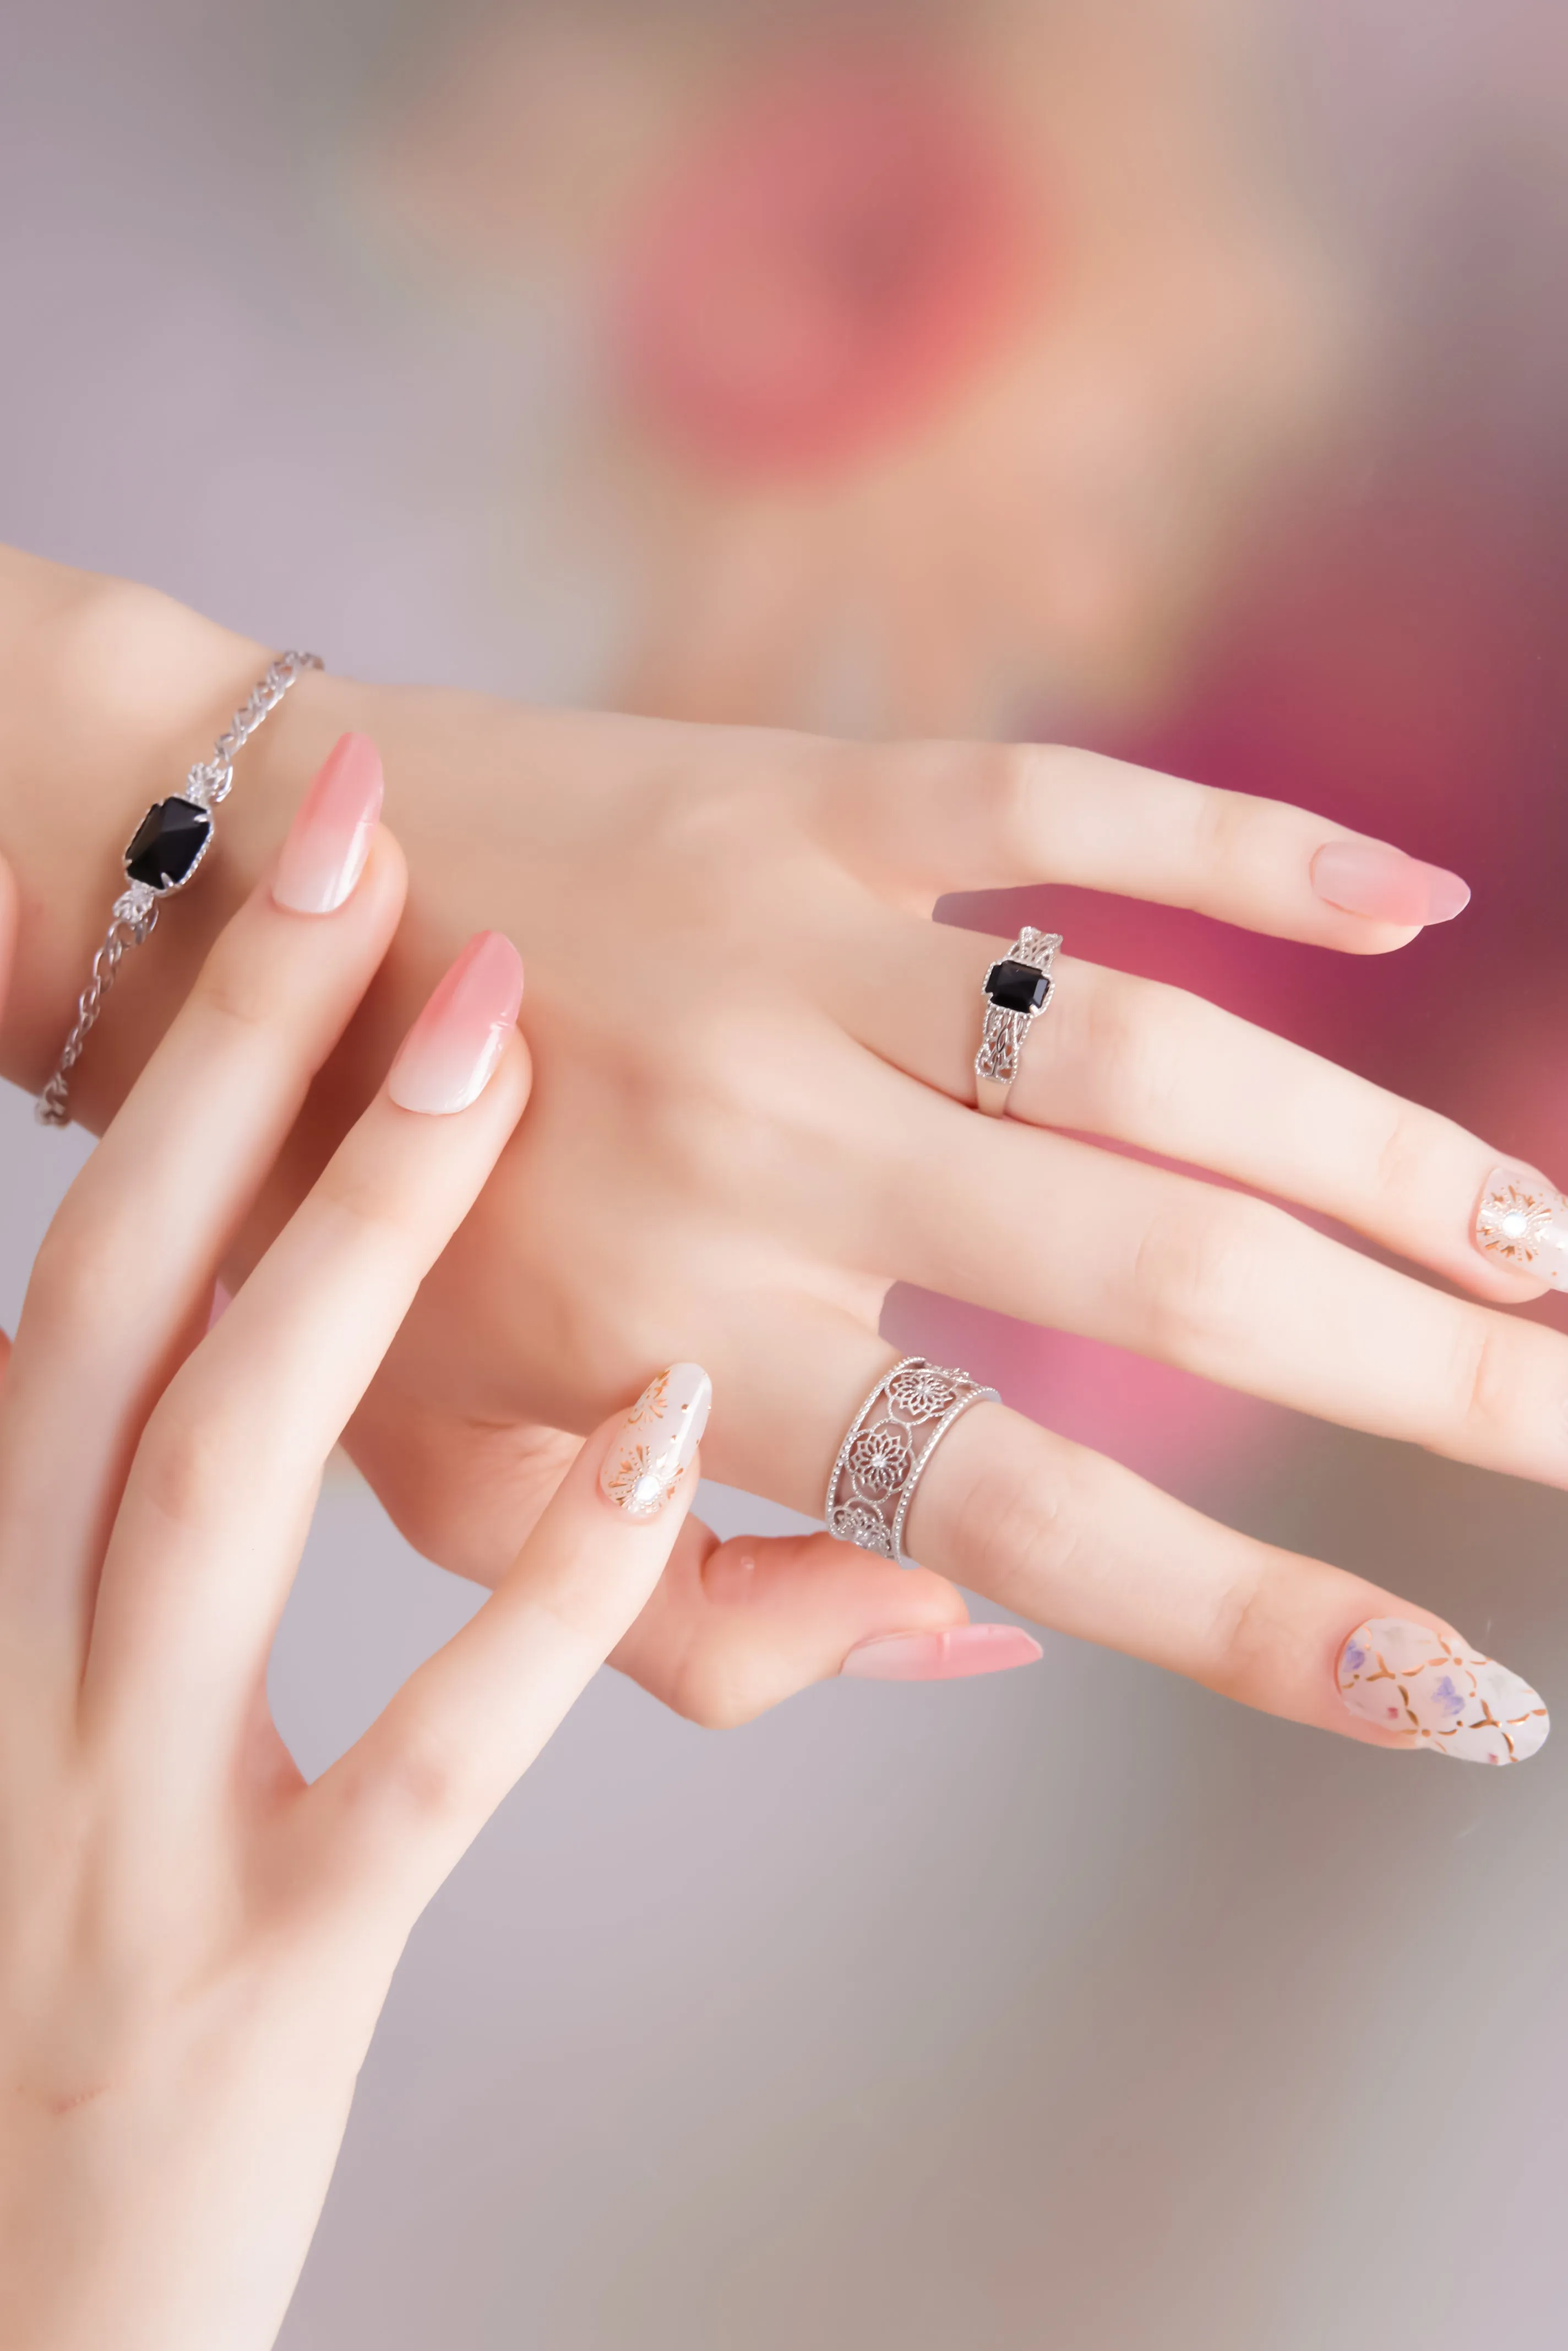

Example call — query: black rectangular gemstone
[984,958,1050,1015]
[124,797,212,892]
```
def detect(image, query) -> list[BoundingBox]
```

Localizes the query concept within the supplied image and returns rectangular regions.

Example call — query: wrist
[0,2049,355,2351]
[0,550,336,1129]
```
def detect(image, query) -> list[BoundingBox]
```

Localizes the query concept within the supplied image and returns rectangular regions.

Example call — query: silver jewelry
[36,652,323,1127]
[974,924,1061,1117]
[826,1356,1000,1562]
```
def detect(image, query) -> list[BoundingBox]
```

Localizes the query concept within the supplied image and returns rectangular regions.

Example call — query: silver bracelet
[36,651,323,1128]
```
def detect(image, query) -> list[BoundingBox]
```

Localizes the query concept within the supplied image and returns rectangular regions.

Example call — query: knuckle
[132,1401,241,1537]
[1203,1557,1274,1702]
[1078,975,1197,1133]
[191,928,277,1036]
[1450,1314,1521,1445]
[1190,785,1260,872]
[371,1712,479,1826]
[981,742,1057,861]
[25,1199,135,1343]
[1370,1098,1437,1208]
[1133,1196,1273,1365]
[313,1153,418,1255]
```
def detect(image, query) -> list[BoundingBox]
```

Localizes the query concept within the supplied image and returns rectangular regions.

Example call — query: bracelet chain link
[36,651,323,1128]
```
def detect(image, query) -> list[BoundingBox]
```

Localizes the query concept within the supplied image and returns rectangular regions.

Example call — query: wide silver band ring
[826,1356,1001,1562]
[974,924,1061,1117]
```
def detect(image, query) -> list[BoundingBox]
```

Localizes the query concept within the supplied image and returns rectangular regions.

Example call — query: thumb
[611,1520,1041,1728]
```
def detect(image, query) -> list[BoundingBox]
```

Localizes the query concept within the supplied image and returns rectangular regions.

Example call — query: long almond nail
[841,1624,1043,1680]
[600,1363,712,1518]
[387,932,524,1114]
[1337,1616,1548,1764]
[1473,1164,1568,1286]
[1310,840,1470,924]
[273,732,384,915]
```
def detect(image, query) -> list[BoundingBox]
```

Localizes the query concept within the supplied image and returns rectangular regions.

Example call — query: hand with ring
[1,554,1556,1761]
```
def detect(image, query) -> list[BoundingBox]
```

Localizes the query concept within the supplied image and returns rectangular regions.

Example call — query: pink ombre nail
[1310,839,1471,926]
[840,1623,1043,1681]
[272,732,384,915]
[387,932,524,1115]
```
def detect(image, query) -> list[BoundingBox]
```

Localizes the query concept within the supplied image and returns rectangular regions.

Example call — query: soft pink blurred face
[366,1,1358,734]
[612,56,1036,473]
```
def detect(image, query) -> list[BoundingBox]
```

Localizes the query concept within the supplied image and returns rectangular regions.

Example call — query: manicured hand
[0,755,957,2351]
[2,561,1552,1759]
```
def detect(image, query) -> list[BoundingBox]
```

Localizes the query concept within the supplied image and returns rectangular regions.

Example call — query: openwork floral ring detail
[825,1356,1001,1562]
[974,924,1061,1117]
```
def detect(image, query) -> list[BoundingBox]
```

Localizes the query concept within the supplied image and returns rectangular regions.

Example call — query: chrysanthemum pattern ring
[826,1357,1001,1562]
[974,924,1061,1117]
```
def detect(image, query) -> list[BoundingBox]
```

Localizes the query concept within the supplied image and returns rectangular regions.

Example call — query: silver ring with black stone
[974,924,1061,1118]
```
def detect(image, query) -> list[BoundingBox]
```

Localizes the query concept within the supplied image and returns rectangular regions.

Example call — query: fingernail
[387,931,524,1114]
[1337,1616,1548,1764]
[273,732,384,915]
[1473,1164,1568,1286]
[600,1363,712,1518]
[840,1623,1044,1681]
[1310,840,1471,924]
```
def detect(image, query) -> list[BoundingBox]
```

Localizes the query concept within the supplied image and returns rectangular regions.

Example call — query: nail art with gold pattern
[600,1363,711,1519]
[1337,1616,1549,1765]
[1473,1164,1568,1285]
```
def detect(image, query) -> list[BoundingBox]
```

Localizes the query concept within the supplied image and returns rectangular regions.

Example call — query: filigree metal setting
[975,924,1061,1113]
[825,1354,1000,1561]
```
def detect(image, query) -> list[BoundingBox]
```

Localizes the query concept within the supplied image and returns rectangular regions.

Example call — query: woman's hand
[0,747,970,2351]
[0,555,1553,1755]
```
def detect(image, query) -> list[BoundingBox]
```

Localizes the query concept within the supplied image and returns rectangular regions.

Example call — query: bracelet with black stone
[35,650,322,1128]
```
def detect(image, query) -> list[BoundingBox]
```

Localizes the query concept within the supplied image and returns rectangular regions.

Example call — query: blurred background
[3,0,1568,2342]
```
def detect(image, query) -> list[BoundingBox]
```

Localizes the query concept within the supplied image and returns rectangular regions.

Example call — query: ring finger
[695,1304,1551,1767]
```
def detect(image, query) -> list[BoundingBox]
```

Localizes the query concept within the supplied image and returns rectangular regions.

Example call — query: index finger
[308,1366,713,1917]
[817,739,1469,949]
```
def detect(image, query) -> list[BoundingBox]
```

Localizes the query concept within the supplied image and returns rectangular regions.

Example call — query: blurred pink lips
[613,55,1035,474]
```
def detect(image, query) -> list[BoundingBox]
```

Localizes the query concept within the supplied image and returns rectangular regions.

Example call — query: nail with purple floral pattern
[599,1363,711,1520]
[1473,1164,1568,1287]
[1337,1616,1548,1765]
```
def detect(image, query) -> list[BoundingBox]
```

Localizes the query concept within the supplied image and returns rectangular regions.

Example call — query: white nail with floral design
[600,1363,712,1519]
[1337,1615,1549,1765]
[1473,1164,1568,1286]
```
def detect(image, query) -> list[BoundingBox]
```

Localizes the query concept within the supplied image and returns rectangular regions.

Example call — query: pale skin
[0,544,1558,1746]
[0,806,717,2348]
